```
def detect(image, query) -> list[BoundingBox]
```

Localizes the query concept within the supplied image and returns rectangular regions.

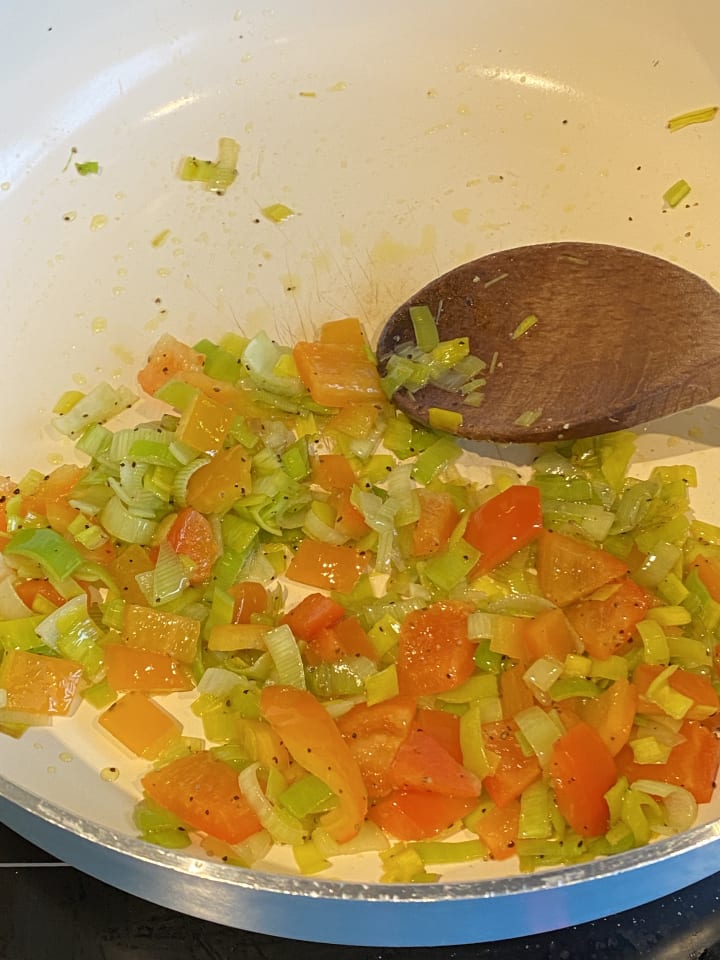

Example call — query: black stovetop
[2,823,719,960]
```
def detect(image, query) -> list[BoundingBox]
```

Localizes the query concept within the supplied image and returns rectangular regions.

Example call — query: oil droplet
[112,286,125,297]
[328,80,348,92]
[452,208,471,225]
[487,175,504,184]
[245,306,274,330]
[72,372,88,386]
[1,181,10,191]
[244,121,254,134]
[456,103,470,115]
[111,344,134,364]
[311,251,331,273]
[47,765,56,775]
[33,741,43,750]
[59,751,73,763]
[240,52,252,63]
[101,766,120,783]
[369,225,437,264]
[233,9,242,20]
[157,266,172,277]
[151,228,171,248]
[281,272,300,293]
[298,90,317,98]
[92,316,107,333]
[46,452,64,466]
[90,214,108,231]
[466,178,482,188]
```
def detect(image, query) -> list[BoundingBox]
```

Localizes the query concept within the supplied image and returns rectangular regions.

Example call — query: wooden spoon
[375,242,720,443]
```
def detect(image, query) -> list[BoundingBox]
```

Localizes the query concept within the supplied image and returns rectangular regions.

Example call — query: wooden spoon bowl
[376,242,720,443]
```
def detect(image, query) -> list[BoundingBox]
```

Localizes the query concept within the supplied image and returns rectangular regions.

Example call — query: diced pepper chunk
[261,684,368,842]
[293,341,384,407]
[319,317,368,348]
[175,391,234,453]
[412,490,460,558]
[99,691,182,759]
[137,334,204,396]
[536,530,629,607]
[281,592,346,640]
[565,577,652,660]
[463,485,543,576]
[186,446,252,514]
[142,750,262,842]
[470,799,521,860]
[166,507,221,584]
[369,789,477,841]
[616,720,720,803]
[104,643,194,692]
[397,601,475,696]
[122,604,201,664]
[549,722,617,837]
[286,540,366,593]
[0,649,83,716]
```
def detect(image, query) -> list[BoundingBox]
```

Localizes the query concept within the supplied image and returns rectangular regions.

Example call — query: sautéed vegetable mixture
[0,315,719,882]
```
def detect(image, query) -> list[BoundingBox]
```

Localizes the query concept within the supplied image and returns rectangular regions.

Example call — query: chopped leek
[380,843,439,883]
[513,408,543,428]
[663,178,691,208]
[514,706,563,768]
[510,313,539,340]
[52,382,136,438]
[179,137,239,193]
[261,203,295,223]
[410,838,488,865]
[238,762,307,844]
[427,407,463,434]
[409,304,440,352]
[264,625,306,689]
[75,161,100,176]
[667,106,718,131]
[5,529,83,581]
[278,775,338,818]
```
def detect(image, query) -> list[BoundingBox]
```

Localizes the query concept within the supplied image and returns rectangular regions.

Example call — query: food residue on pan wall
[369,226,437,265]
